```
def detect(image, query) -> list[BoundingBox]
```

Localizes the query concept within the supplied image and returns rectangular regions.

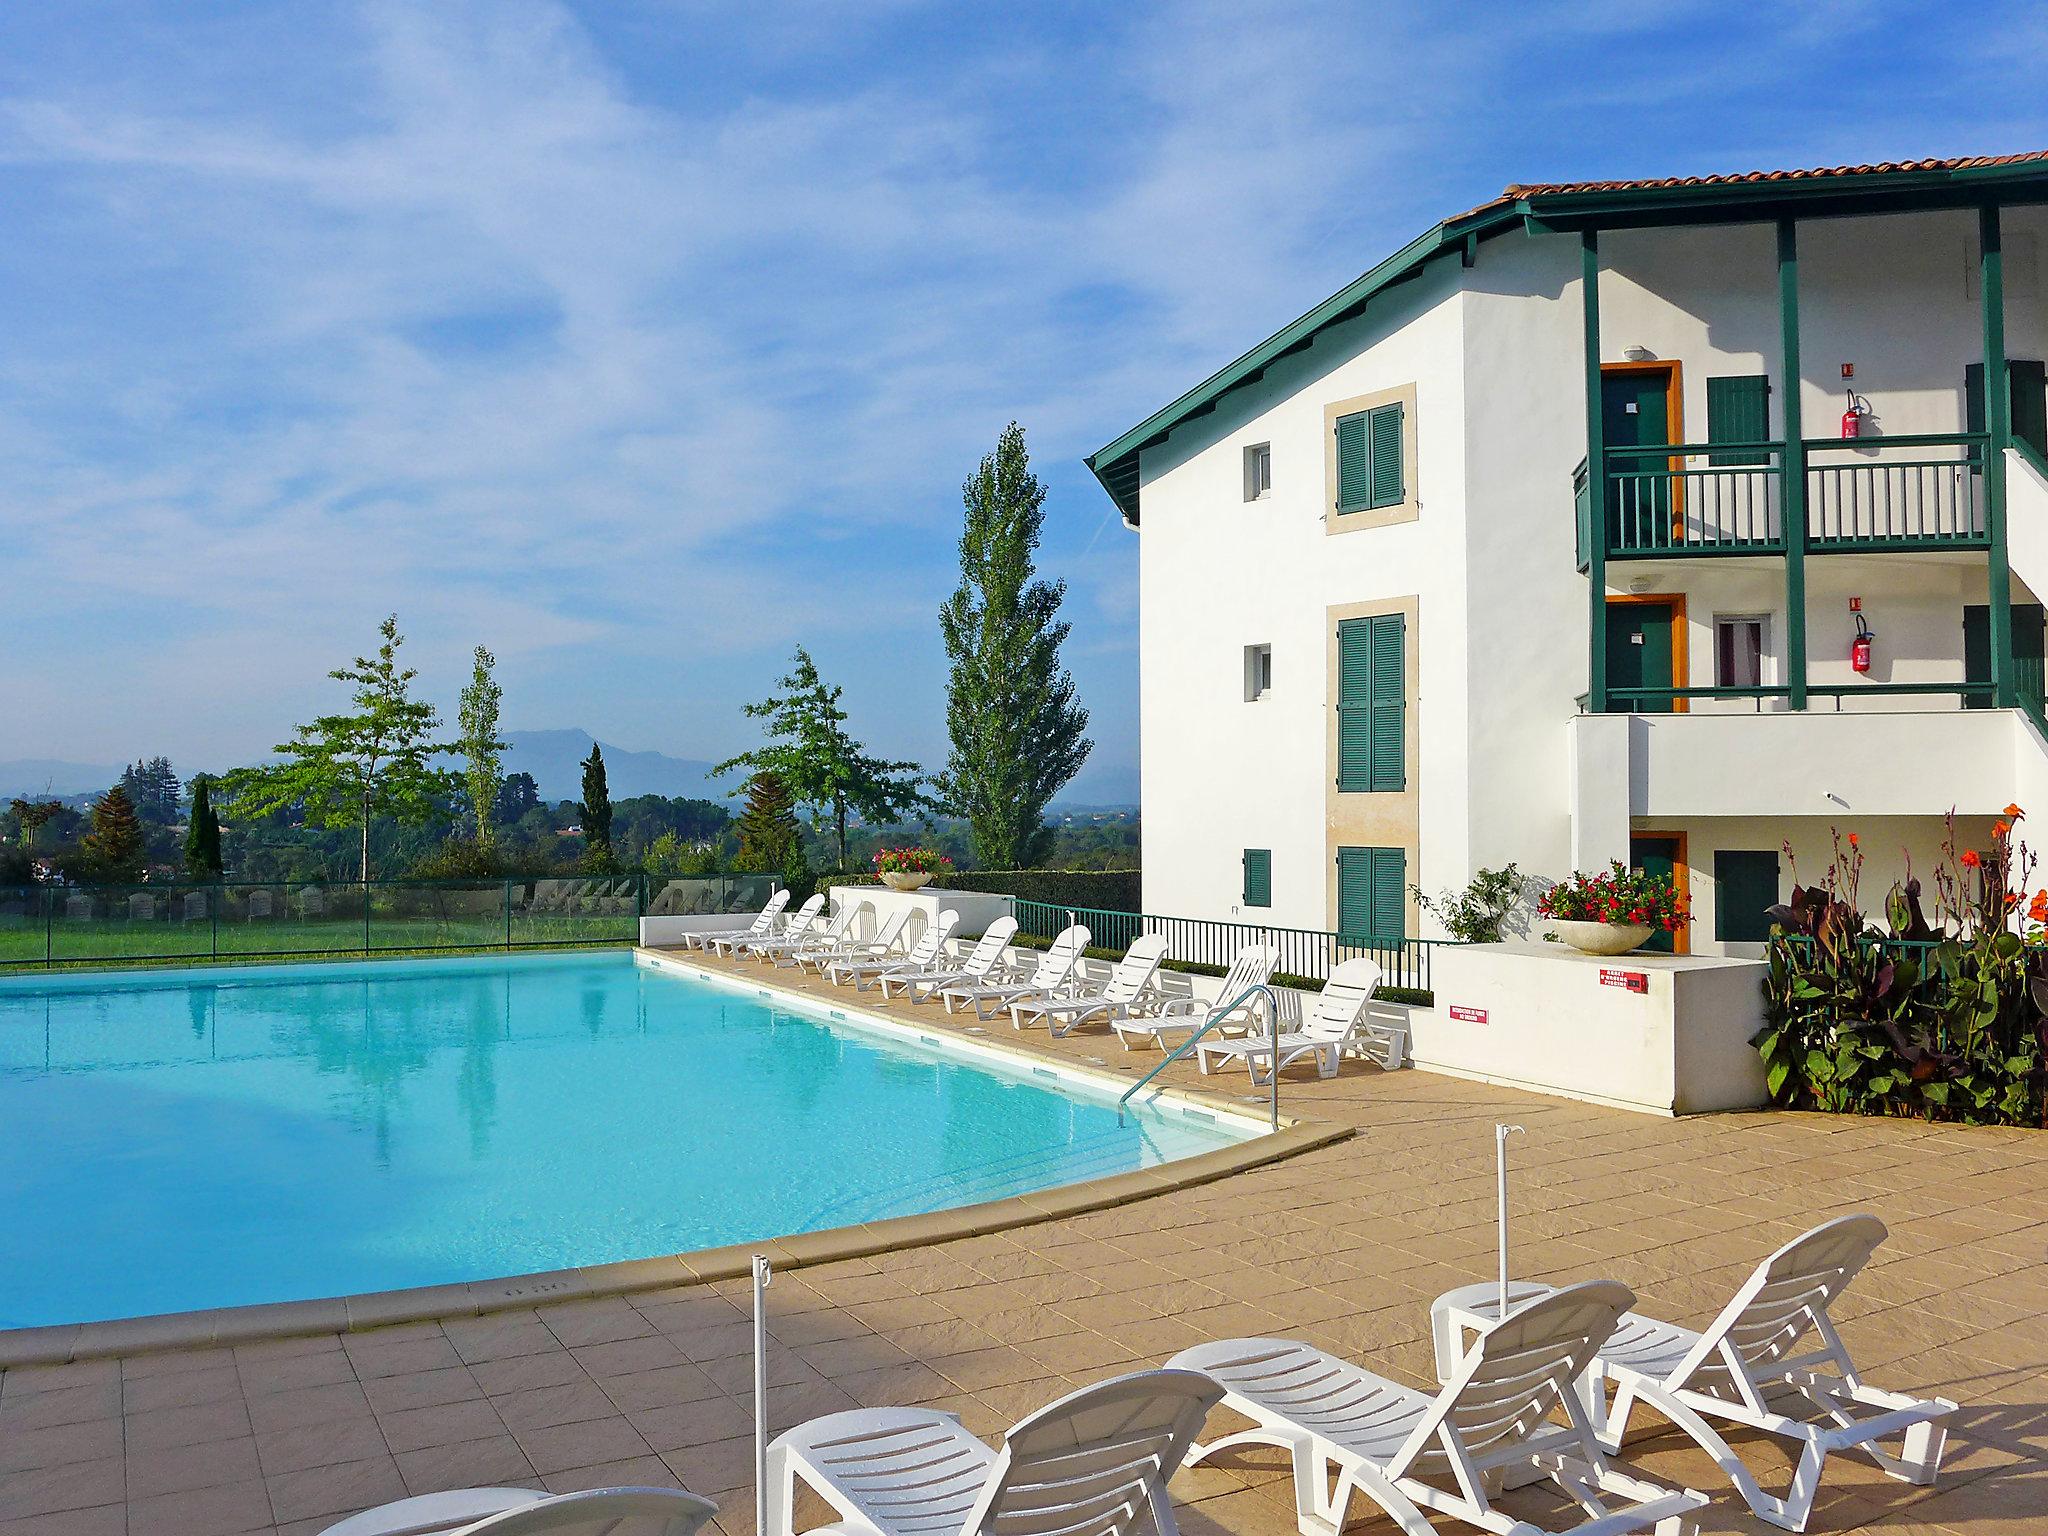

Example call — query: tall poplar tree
[938,422,1092,868]
[457,646,506,849]
[222,615,456,880]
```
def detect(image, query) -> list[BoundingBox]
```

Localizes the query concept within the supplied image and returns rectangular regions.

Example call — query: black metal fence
[0,874,778,969]
[1011,899,1450,995]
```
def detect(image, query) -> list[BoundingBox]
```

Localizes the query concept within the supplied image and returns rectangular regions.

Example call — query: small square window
[1243,442,1272,502]
[1244,643,1272,701]
[1714,614,1770,689]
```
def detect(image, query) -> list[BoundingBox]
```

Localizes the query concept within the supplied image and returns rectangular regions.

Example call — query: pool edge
[0,953,1351,1367]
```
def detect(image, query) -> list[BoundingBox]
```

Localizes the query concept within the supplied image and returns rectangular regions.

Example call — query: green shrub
[1758,817,2046,1127]
[842,867,1141,913]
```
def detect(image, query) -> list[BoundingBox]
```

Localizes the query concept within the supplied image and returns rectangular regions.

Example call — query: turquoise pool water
[0,952,1247,1327]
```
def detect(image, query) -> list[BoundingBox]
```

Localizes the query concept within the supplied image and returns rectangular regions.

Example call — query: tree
[579,743,614,867]
[732,770,801,873]
[184,777,224,878]
[494,772,541,823]
[9,799,61,859]
[938,422,1092,868]
[221,615,457,880]
[83,784,146,882]
[714,646,930,870]
[457,646,507,849]
[120,757,182,823]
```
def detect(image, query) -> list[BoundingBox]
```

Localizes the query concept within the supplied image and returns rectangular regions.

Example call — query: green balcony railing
[1576,433,1988,562]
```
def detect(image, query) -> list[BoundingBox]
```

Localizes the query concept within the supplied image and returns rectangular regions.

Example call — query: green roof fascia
[1085,205,1524,521]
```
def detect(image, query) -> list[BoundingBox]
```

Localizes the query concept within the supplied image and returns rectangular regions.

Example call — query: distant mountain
[0,759,125,800]
[1055,761,1140,809]
[501,730,725,803]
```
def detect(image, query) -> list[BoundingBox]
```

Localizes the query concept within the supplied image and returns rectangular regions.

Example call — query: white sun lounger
[767,1368,1222,1536]
[1009,933,1170,1034]
[827,909,959,988]
[677,888,787,951]
[878,915,1019,1000]
[794,906,908,973]
[719,893,824,958]
[1588,1214,1954,1532]
[319,1484,717,1536]
[1173,1281,1707,1536]
[1195,957,1401,1081]
[767,902,869,968]
[1111,943,1276,1051]
[939,923,1089,1018]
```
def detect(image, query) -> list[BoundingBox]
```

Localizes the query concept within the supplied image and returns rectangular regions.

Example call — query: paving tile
[492,1381,619,1434]
[375,1398,508,1455]
[393,1435,538,1498]
[361,1365,484,1415]
[123,1365,244,1415]
[264,1456,405,1526]
[471,1350,586,1397]
[254,1416,392,1476]
[236,1350,357,1398]
[124,1397,253,1452]
[341,1334,462,1381]
[541,1455,683,1496]
[125,1435,263,1499]
[241,1381,372,1434]
[0,1461,125,1525]
[512,1416,654,1476]
[0,1504,127,1536]
[127,1477,273,1536]
[0,1420,124,1477]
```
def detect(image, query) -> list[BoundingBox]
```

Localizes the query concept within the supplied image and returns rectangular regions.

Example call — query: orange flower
[1995,820,2011,838]
[2006,803,2025,818]
[1961,849,1982,868]
[1846,833,1860,847]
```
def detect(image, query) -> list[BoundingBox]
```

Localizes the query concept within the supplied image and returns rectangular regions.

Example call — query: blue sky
[2,1,2043,800]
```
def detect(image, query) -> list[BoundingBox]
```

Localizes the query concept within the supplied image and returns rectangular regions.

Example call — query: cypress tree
[184,778,224,878]
[938,422,1092,868]
[83,785,147,883]
[579,743,614,868]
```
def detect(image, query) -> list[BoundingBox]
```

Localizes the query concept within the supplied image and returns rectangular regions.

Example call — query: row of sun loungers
[672,892,1414,1079]
[323,1214,1954,1536]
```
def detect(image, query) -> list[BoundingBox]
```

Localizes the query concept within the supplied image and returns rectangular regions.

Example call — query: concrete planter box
[830,884,1014,945]
[1420,942,1768,1116]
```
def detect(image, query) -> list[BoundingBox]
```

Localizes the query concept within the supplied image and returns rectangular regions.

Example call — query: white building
[1088,153,2048,957]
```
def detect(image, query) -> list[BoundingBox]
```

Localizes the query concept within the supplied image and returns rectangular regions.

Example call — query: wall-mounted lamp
[1628,576,1656,593]
[1622,345,1656,362]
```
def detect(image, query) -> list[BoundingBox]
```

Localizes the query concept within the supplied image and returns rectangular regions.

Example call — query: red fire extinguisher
[1841,389,1864,439]
[1851,612,1875,674]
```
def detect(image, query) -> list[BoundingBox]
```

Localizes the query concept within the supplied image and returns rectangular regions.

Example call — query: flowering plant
[1536,860,1688,932]
[872,846,952,876]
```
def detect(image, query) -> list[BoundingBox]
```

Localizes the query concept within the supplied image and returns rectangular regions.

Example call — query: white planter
[1548,920,1654,955]
[879,872,933,892]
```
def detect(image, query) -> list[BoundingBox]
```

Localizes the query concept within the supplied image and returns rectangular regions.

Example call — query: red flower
[1961,850,1982,868]
[1846,833,1859,847]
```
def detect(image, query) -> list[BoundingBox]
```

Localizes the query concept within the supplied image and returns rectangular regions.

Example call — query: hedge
[1006,929,1432,1007]
[842,868,1142,912]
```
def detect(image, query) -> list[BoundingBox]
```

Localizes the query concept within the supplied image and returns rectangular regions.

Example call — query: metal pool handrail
[1117,983,1281,1134]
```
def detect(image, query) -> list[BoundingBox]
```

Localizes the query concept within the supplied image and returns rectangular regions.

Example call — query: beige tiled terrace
[1,945,2043,1536]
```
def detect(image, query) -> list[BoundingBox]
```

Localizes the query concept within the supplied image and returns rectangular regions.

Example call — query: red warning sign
[1599,968,1648,993]
[1447,1004,1488,1023]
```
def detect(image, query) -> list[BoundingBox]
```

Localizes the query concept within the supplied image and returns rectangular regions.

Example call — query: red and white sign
[1599,968,1649,994]
[1447,1004,1488,1024]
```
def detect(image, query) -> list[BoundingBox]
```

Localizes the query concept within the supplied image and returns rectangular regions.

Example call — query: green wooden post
[1583,230,1608,713]
[1778,219,1809,711]
[1982,204,2014,709]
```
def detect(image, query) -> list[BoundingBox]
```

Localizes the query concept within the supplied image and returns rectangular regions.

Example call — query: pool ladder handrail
[1117,983,1282,1135]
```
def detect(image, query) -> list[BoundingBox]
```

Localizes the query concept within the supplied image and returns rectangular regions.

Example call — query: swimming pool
[0,951,1248,1327]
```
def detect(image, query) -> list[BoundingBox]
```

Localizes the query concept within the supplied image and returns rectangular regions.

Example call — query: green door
[1963,603,2048,727]
[1629,834,1684,954]
[1602,369,1673,547]
[1966,361,2048,462]
[1605,601,1678,713]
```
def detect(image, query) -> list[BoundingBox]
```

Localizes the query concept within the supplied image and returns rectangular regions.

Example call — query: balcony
[1574,433,1989,566]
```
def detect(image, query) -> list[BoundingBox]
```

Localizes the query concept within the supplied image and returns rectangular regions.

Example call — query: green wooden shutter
[1337,846,1405,945]
[1713,850,1780,943]
[1242,848,1272,908]
[1368,613,1405,791]
[1368,402,1404,508]
[1335,411,1371,512]
[1706,375,1770,466]
[1336,620,1372,790]
[1337,615,1404,792]
[2013,360,2048,461]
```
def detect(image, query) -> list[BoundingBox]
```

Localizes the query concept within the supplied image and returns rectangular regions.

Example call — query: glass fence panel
[214,883,367,957]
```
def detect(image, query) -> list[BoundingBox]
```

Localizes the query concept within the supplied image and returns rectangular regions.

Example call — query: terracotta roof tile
[1466,151,2048,216]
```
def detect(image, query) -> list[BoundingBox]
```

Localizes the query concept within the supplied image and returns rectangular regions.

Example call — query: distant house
[1088,151,2048,957]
